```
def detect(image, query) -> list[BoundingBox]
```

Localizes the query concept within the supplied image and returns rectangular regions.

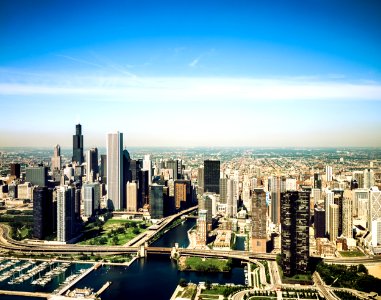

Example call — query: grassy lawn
[339,250,365,257]
[79,219,150,246]
[180,257,232,272]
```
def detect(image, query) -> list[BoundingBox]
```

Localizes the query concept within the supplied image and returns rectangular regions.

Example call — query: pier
[0,290,50,298]
[56,263,98,295]
[95,281,112,297]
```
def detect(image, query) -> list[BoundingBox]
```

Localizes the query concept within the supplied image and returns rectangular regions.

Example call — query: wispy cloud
[56,54,103,68]
[188,56,201,68]
[1,70,381,102]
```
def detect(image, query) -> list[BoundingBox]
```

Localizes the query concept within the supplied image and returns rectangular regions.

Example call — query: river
[1,218,245,300]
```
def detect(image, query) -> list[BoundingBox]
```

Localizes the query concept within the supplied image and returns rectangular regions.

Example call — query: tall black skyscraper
[281,190,310,277]
[33,187,53,240]
[10,163,21,179]
[72,124,84,164]
[204,160,220,194]
[314,207,326,238]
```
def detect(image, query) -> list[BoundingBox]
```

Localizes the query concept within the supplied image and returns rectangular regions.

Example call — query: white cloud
[0,70,381,102]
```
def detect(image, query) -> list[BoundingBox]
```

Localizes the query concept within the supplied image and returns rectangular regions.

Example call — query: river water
[1,218,245,300]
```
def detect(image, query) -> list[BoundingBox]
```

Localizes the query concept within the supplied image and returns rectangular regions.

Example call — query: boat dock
[95,281,112,296]
[0,290,50,298]
[57,263,98,295]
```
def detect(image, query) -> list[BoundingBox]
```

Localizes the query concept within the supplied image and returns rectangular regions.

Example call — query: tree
[357,264,368,274]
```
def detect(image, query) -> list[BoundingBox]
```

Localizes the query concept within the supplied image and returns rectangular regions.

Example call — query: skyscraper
[369,187,381,236]
[100,154,107,184]
[167,160,178,180]
[72,124,84,164]
[325,190,334,236]
[143,155,152,185]
[204,160,220,194]
[281,191,310,277]
[26,166,48,187]
[33,187,53,240]
[10,163,21,179]
[57,186,76,243]
[314,207,326,238]
[86,148,98,183]
[219,177,227,204]
[342,190,353,238]
[150,183,164,219]
[51,144,61,171]
[197,167,204,195]
[326,165,333,182]
[270,176,281,225]
[329,204,339,243]
[251,188,267,253]
[107,132,124,210]
[174,180,191,210]
[126,181,137,212]
[83,183,100,217]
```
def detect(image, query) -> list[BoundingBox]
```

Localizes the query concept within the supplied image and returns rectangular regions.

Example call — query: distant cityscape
[0,123,381,299]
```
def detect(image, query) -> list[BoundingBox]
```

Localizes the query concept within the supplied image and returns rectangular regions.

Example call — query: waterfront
[0,218,245,300]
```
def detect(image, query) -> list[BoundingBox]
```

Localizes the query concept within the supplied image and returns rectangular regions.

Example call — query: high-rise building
[285,178,297,191]
[219,177,227,204]
[314,207,326,238]
[51,144,61,171]
[130,159,141,181]
[196,209,208,246]
[333,189,344,237]
[197,167,204,194]
[371,220,381,247]
[204,160,220,194]
[342,190,353,238]
[174,180,191,210]
[352,171,364,190]
[86,148,98,183]
[167,160,178,180]
[100,154,107,184]
[251,188,267,253]
[138,170,149,208]
[364,169,375,189]
[107,132,123,210]
[33,187,53,240]
[270,176,281,225]
[72,124,84,164]
[150,184,164,219]
[226,179,234,217]
[329,204,339,243]
[325,190,334,236]
[26,166,48,187]
[313,173,322,189]
[353,188,369,219]
[326,166,333,182]
[280,191,310,277]
[369,187,381,235]
[83,183,100,217]
[10,163,21,178]
[143,155,152,185]
[126,181,137,212]
[57,186,76,242]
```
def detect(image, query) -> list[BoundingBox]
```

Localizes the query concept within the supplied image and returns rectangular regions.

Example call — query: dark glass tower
[314,207,326,238]
[10,163,21,178]
[204,160,220,194]
[33,187,53,240]
[72,124,84,164]
[281,190,310,277]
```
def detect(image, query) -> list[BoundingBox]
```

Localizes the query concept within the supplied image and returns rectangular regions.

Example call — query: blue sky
[1,0,381,147]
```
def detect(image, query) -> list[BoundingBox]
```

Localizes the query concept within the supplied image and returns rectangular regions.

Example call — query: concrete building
[342,190,353,238]
[51,144,61,171]
[251,188,267,253]
[26,166,48,187]
[369,187,381,234]
[83,183,100,217]
[57,186,76,243]
[329,204,339,243]
[196,209,208,246]
[126,181,137,212]
[107,132,123,210]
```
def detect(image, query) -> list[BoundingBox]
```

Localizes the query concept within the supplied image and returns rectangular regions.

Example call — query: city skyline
[1,0,381,147]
